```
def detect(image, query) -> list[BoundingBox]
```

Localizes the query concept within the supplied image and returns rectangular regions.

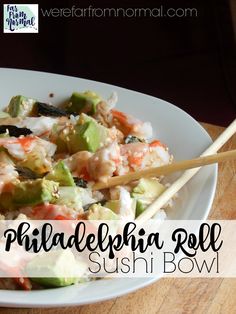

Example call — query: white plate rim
[0,67,218,307]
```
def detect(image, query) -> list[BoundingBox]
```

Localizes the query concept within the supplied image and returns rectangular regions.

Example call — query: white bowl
[0,68,217,307]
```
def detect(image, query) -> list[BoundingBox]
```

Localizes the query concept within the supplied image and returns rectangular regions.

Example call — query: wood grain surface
[1,123,235,314]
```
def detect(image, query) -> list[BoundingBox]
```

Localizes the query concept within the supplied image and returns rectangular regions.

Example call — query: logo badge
[3,4,39,33]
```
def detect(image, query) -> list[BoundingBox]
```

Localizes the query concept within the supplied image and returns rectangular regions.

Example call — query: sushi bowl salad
[0,90,173,291]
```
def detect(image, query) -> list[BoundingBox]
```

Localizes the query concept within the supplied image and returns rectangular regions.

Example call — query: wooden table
[1,123,236,314]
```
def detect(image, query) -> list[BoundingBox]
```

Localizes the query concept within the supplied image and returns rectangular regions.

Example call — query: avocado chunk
[132,178,166,199]
[132,178,166,217]
[45,161,75,186]
[79,113,109,146]
[26,250,86,287]
[50,124,68,154]
[105,200,120,214]
[0,111,10,119]
[55,136,68,153]
[87,204,118,220]
[18,149,52,175]
[7,95,36,117]
[63,113,109,154]
[12,179,59,207]
[0,132,10,151]
[135,198,152,217]
[67,91,101,115]
[55,187,83,211]
[105,198,136,217]
[0,178,59,210]
[67,120,100,153]
[0,133,9,139]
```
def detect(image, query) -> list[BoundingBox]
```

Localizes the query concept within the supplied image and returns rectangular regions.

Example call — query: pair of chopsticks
[92,119,236,224]
[93,149,236,191]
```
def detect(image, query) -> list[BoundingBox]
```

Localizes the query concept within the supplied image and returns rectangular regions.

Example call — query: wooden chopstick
[136,119,236,224]
[92,149,236,191]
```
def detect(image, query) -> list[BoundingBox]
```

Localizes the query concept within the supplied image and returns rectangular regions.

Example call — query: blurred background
[0,0,236,126]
